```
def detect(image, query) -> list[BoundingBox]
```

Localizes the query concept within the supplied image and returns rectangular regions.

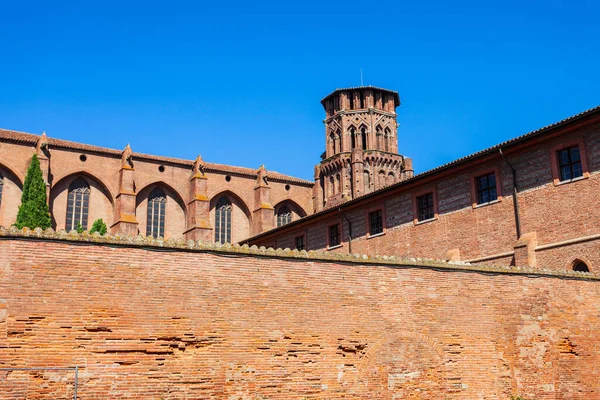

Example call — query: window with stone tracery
[215,196,232,243]
[146,187,166,238]
[66,177,90,231]
[276,205,292,227]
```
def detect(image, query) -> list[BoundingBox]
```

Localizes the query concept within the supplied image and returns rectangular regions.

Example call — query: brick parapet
[1,225,597,281]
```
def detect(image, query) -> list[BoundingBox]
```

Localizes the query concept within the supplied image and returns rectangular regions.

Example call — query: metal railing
[0,366,79,400]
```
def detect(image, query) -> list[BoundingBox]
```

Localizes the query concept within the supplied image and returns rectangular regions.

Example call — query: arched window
[384,128,391,152]
[349,91,354,109]
[361,127,367,150]
[350,127,356,150]
[336,173,341,194]
[66,177,90,231]
[572,259,590,272]
[387,172,395,185]
[276,205,292,227]
[0,174,3,208]
[378,171,386,189]
[146,187,166,238]
[329,176,335,196]
[376,125,383,149]
[215,196,232,243]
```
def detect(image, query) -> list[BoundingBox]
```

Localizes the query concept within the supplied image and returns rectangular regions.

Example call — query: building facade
[1,85,599,272]
[247,89,600,273]
[0,130,314,242]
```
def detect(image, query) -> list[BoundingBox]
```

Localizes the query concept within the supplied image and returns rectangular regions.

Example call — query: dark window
[369,210,383,235]
[0,174,3,208]
[349,91,354,109]
[146,187,166,238]
[329,224,340,247]
[476,173,498,204]
[351,127,356,149]
[277,206,292,227]
[66,177,90,231]
[573,260,590,272]
[359,91,365,108]
[294,235,305,251]
[361,127,367,150]
[558,146,583,181]
[215,196,232,243]
[417,193,434,222]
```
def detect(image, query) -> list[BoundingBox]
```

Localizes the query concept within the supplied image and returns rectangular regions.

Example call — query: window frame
[550,139,589,186]
[66,177,91,231]
[214,196,232,243]
[276,205,293,227]
[470,167,503,208]
[294,234,306,251]
[412,188,438,225]
[146,186,167,238]
[327,221,342,249]
[367,206,385,238]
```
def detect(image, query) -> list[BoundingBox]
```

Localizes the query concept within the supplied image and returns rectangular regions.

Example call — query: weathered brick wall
[258,124,600,272]
[1,232,599,399]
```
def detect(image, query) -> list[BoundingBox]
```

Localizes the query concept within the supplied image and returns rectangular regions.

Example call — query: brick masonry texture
[0,230,599,399]
[251,119,600,272]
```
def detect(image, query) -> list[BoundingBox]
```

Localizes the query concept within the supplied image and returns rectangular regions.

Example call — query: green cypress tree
[15,154,52,229]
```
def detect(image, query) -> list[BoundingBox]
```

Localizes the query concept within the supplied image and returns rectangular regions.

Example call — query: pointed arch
[375,125,383,150]
[136,181,187,239]
[210,190,251,244]
[214,196,232,243]
[384,127,391,152]
[146,187,166,238]
[349,126,357,150]
[50,172,114,232]
[66,177,91,231]
[273,199,307,227]
[360,125,368,150]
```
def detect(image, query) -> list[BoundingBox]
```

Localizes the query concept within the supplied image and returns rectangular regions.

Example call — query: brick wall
[254,124,600,272]
[0,234,599,399]
[0,131,314,241]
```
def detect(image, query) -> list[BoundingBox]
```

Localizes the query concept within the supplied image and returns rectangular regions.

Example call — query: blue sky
[1,1,599,180]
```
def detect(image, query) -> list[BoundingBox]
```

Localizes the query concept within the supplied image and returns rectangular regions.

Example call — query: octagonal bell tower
[313,86,414,211]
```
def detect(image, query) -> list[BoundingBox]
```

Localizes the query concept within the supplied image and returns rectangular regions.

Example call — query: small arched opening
[572,259,590,272]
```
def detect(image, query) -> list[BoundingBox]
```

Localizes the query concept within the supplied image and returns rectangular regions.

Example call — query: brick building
[1,85,599,271]
[0,130,313,243]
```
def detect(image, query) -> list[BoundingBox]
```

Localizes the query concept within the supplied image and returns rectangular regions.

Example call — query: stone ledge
[0,225,598,281]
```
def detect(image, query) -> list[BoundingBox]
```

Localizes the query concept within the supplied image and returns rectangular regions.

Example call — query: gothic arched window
[363,170,371,194]
[384,128,391,152]
[361,127,367,150]
[276,205,292,227]
[350,127,356,150]
[146,187,166,238]
[215,196,232,243]
[66,177,90,231]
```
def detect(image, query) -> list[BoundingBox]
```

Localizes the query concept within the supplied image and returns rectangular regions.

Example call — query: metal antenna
[360,68,363,86]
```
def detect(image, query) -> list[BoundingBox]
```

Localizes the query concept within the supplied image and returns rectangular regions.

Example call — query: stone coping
[0,226,598,281]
